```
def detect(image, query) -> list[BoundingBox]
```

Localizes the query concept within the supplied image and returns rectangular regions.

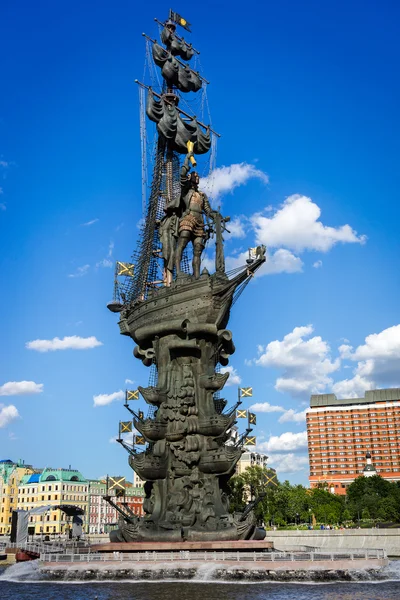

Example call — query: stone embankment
[266,529,400,556]
[39,548,388,581]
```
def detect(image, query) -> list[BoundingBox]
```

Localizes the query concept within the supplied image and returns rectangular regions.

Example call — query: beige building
[18,467,88,535]
[0,459,34,535]
[236,451,269,475]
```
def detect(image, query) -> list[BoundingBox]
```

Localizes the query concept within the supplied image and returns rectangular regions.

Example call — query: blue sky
[1,0,399,485]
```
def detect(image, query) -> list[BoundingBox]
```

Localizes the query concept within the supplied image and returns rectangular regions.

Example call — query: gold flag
[115,489,125,498]
[170,10,192,32]
[120,421,132,433]
[236,409,247,419]
[240,387,253,398]
[109,476,125,491]
[135,435,146,445]
[244,436,256,446]
[249,412,256,425]
[126,389,139,401]
[138,410,144,420]
[116,261,134,277]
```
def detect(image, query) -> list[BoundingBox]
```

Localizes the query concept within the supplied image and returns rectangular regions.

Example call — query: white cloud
[81,218,99,226]
[252,194,366,252]
[258,431,308,452]
[332,374,373,399]
[220,366,241,386]
[94,390,124,407]
[278,408,307,423]
[0,381,43,396]
[68,264,90,278]
[254,325,340,397]
[226,248,303,276]
[227,217,246,239]
[96,258,113,268]
[96,241,114,269]
[125,379,135,384]
[0,405,20,428]
[335,324,400,392]
[313,260,322,268]
[267,453,308,473]
[249,402,285,413]
[201,163,269,200]
[26,335,103,352]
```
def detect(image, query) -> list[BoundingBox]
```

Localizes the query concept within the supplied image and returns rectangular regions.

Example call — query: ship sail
[146,92,211,154]
[161,26,194,61]
[152,43,202,93]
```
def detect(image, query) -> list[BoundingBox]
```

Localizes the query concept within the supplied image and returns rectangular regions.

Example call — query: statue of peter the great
[174,146,215,279]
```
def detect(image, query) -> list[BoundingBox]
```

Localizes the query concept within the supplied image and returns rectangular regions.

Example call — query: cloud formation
[226,248,303,276]
[68,264,90,278]
[249,402,285,413]
[26,335,103,352]
[252,195,366,252]
[278,408,307,423]
[0,404,19,428]
[332,324,400,397]
[253,325,340,397]
[220,365,241,386]
[227,217,246,239]
[96,240,114,269]
[332,374,373,399]
[94,390,124,407]
[258,431,308,452]
[0,381,43,396]
[201,163,269,200]
[267,453,309,473]
[82,218,99,226]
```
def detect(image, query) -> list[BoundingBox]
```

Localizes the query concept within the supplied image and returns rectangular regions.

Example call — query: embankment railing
[40,549,387,563]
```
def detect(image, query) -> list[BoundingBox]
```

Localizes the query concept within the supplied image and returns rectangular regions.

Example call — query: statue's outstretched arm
[180,153,191,186]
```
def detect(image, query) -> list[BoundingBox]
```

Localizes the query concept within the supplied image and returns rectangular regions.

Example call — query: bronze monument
[107,10,266,542]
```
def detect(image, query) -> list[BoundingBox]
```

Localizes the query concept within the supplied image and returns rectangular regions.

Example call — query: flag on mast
[169,9,192,32]
[240,387,253,398]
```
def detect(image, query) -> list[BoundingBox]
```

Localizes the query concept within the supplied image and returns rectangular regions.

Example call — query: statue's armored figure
[175,150,214,278]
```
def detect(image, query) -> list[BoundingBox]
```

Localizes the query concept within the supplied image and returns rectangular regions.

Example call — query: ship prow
[118,256,265,341]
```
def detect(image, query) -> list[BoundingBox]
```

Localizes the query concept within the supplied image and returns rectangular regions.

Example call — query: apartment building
[0,459,34,535]
[88,479,145,534]
[307,388,400,495]
[17,467,88,535]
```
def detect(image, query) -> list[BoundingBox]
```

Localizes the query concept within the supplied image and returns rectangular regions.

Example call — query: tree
[227,475,246,513]
[361,508,370,520]
[346,475,400,522]
[342,508,352,522]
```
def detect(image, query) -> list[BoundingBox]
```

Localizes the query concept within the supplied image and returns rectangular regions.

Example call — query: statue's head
[166,20,176,32]
[189,171,200,188]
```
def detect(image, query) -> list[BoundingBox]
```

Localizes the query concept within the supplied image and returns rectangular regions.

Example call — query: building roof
[310,388,400,408]
[39,467,87,483]
[363,464,377,472]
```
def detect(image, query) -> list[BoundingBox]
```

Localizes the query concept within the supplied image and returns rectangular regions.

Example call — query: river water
[1,562,400,599]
